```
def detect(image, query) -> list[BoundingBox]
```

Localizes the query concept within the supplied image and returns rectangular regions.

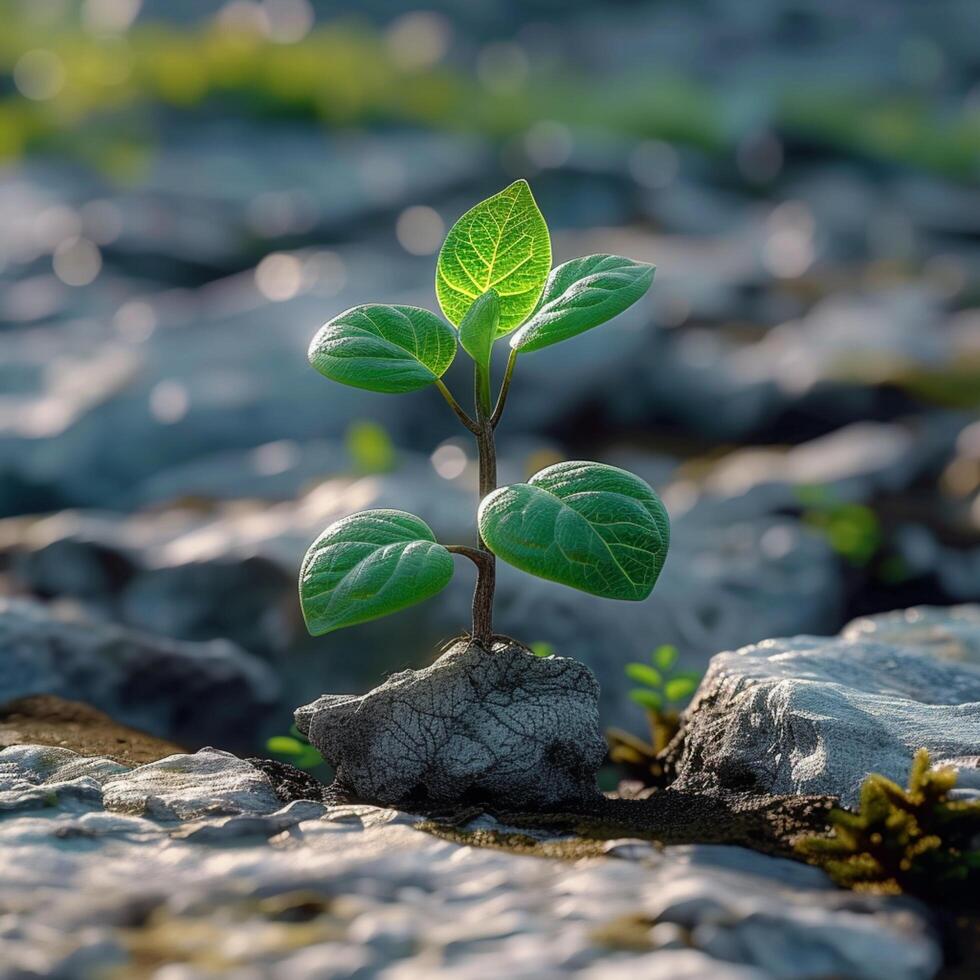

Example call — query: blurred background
[1,0,978,757]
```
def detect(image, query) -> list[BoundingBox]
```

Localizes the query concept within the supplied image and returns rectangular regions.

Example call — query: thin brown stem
[435,378,479,434]
[490,348,518,428]
[445,544,493,569]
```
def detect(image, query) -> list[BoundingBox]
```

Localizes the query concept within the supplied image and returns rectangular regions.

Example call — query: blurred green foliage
[346,420,396,475]
[797,485,882,567]
[266,726,323,770]
[1,6,977,180]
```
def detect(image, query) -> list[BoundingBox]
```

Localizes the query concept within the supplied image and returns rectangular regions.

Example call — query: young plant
[607,645,702,784]
[298,180,669,648]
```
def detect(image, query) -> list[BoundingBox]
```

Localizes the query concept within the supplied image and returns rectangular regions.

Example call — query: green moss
[796,749,980,904]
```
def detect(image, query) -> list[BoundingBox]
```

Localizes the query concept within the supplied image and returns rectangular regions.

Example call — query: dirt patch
[0,695,184,766]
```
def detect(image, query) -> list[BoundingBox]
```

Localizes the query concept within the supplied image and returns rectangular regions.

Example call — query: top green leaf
[309,304,457,394]
[510,254,654,352]
[436,180,551,335]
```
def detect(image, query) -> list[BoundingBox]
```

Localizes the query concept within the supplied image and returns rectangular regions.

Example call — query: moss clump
[796,749,980,904]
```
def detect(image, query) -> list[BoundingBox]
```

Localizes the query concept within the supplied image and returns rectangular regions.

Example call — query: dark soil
[327,782,836,860]
[0,695,185,766]
[246,757,329,805]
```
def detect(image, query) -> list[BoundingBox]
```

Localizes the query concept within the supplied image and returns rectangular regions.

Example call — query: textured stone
[0,743,942,979]
[295,638,607,808]
[669,605,980,805]
[101,749,283,820]
[0,596,278,751]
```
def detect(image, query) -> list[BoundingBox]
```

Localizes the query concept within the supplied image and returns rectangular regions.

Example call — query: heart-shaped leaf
[510,254,654,353]
[479,461,670,600]
[300,509,454,635]
[309,305,457,394]
[436,179,551,335]
[458,289,500,373]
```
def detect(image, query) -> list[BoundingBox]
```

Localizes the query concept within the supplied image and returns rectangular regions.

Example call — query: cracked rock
[295,638,606,808]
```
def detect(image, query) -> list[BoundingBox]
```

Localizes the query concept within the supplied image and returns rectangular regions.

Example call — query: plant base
[294,637,606,809]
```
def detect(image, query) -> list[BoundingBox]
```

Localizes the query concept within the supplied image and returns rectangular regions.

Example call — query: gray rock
[0,596,278,751]
[0,742,943,979]
[102,749,283,820]
[296,638,606,808]
[670,605,980,805]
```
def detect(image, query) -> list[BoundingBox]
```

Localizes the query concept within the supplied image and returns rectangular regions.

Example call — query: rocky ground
[1,2,978,975]
[1,604,977,978]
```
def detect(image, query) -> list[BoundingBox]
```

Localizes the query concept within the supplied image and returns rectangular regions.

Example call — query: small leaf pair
[300,460,670,635]
[626,645,701,712]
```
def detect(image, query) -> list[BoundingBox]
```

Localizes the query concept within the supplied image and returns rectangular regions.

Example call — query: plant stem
[490,349,518,428]
[435,379,479,434]
[470,418,497,647]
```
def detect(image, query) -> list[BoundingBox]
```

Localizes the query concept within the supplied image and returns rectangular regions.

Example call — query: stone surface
[0,743,942,979]
[0,596,278,751]
[296,638,607,808]
[670,605,980,806]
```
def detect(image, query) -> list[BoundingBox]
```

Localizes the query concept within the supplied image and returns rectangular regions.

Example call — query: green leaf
[653,644,678,670]
[299,509,454,635]
[309,305,457,393]
[436,180,551,335]
[458,289,500,373]
[625,663,663,688]
[266,736,305,756]
[510,254,654,352]
[630,689,664,711]
[665,675,700,703]
[530,641,555,658]
[479,461,670,600]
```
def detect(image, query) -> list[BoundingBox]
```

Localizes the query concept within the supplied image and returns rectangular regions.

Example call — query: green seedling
[298,180,667,648]
[607,644,702,784]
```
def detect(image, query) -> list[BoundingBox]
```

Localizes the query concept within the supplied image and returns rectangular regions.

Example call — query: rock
[842,605,980,665]
[0,596,279,752]
[295,638,607,808]
[101,749,283,820]
[669,605,980,806]
[0,695,185,766]
[0,742,942,979]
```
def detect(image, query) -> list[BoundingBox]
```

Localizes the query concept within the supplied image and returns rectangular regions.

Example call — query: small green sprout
[608,645,703,785]
[298,180,668,648]
[530,641,556,658]
[797,748,980,904]
[626,644,701,713]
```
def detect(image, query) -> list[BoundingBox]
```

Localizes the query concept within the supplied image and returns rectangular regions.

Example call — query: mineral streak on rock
[296,638,607,808]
